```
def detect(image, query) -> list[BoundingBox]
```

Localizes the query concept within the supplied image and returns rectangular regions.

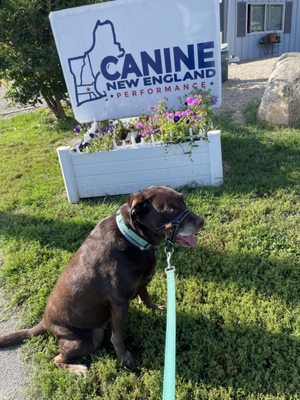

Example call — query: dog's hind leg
[53,328,104,375]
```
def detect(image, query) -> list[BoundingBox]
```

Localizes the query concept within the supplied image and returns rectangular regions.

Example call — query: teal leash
[163,248,176,400]
[116,207,191,399]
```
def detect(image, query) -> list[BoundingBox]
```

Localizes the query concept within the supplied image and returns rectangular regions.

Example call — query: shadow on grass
[170,243,300,307]
[126,306,300,397]
[1,207,299,303]
[0,212,95,253]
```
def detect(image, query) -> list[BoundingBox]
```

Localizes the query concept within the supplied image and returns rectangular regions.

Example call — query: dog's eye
[158,204,176,213]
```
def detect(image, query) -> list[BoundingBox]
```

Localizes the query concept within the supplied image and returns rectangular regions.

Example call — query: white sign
[50,0,221,123]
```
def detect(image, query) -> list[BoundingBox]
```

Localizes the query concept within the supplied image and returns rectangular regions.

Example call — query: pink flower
[141,127,154,136]
[191,98,200,106]
[181,109,192,117]
[166,112,174,120]
[186,96,194,105]
[136,122,143,129]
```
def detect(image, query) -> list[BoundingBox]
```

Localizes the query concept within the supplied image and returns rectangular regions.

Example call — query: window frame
[247,2,285,35]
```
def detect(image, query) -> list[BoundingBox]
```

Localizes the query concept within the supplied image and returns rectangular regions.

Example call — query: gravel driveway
[0,56,278,400]
[0,85,34,116]
[217,56,278,122]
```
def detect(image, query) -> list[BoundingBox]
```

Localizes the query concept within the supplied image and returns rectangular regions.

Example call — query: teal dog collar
[116,209,152,251]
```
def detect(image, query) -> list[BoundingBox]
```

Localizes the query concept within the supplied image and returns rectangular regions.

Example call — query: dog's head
[127,186,204,247]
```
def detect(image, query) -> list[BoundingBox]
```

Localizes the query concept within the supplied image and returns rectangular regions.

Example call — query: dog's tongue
[175,234,197,247]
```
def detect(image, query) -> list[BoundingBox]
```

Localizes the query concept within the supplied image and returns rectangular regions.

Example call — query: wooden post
[207,130,223,185]
[56,146,80,203]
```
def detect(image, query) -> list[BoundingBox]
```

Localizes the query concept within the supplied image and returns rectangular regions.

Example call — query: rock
[258,52,300,126]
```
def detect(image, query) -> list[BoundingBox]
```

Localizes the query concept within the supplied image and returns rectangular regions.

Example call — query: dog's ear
[127,193,151,218]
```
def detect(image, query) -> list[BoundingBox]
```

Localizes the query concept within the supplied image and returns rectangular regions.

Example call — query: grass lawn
[0,107,299,399]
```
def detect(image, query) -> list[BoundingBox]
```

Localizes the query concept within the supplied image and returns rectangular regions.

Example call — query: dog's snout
[197,216,204,228]
[186,213,204,230]
[181,213,204,234]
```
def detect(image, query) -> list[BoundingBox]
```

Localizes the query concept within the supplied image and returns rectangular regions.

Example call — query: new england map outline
[68,20,125,106]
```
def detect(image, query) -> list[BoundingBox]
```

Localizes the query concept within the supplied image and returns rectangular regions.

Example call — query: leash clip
[165,247,175,273]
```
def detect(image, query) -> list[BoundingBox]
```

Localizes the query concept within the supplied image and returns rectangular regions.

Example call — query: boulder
[258,52,300,126]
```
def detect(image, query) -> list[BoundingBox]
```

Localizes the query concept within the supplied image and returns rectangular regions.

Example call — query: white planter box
[57,130,223,203]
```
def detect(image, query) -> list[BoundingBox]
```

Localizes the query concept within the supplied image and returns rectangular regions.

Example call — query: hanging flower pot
[267,32,278,43]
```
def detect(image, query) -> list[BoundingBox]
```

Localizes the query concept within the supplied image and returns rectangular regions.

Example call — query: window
[248,5,265,32]
[247,3,284,33]
[266,5,283,30]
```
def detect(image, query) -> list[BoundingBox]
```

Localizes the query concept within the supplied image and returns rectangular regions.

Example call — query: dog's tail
[0,320,46,347]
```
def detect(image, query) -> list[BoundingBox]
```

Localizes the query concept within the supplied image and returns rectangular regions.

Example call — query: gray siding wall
[226,0,300,60]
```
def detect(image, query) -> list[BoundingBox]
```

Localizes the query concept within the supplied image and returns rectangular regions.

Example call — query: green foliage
[84,133,115,153]
[81,119,136,153]
[0,0,105,118]
[0,105,300,399]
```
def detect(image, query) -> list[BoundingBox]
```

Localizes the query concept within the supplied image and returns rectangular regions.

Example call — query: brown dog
[0,186,203,374]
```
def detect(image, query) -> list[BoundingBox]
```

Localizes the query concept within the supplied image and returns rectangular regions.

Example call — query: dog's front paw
[121,350,135,369]
[145,301,165,311]
[151,303,165,311]
[138,298,165,311]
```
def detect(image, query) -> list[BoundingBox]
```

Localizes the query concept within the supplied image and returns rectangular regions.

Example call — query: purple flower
[166,112,174,120]
[174,115,180,123]
[89,133,95,138]
[136,122,143,129]
[211,95,218,105]
[101,127,108,135]
[74,125,81,134]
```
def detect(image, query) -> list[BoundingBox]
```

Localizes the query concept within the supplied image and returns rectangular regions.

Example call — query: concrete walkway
[0,292,28,400]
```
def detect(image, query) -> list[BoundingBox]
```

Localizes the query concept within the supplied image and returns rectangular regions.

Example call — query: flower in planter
[74,90,216,153]
[74,125,81,134]
[135,90,215,144]
[77,119,137,153]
